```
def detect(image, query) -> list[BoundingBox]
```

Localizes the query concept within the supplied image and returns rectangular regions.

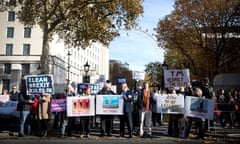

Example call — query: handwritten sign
[132,71,145,80]
[96,95,123,115]
[164,69,190,89]
[25,74,54,95]
[156,94,185,114]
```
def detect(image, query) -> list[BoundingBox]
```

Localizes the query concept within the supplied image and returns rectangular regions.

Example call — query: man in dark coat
[97,80,116,137]
[119,82,134,138]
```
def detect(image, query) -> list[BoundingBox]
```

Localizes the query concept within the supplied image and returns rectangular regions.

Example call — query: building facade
[0,9,109,93]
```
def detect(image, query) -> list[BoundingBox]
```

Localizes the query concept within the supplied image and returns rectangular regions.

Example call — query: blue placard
[25,74,54,95]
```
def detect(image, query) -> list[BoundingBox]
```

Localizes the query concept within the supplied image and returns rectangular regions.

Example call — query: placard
[185,96,214,120]
[50,99,66,112]
[0,94,9,102]
[67,96,95,117]
[96,95,123,115]
[0,101,19,117]
[25,74,54,95]
[156,94,185,114]
[164,69,190,89]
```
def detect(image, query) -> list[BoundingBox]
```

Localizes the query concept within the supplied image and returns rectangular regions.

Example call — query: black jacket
[136,89,154,110]
[17,94,32,111]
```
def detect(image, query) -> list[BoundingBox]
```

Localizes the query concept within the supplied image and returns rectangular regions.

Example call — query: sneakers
[80,134,84,138]
[87,134,91,138]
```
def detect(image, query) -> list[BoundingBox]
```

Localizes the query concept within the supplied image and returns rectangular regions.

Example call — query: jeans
[19,111,31,135]
[139,108,152,136]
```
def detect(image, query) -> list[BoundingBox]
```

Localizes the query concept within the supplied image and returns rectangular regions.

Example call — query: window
[23,44,30,56]
[4,64,11,74]
[24,27,31,38]
[22,64,30,75]
[7,27,14,38]
[8,11,15,21]
[6,44,13,56]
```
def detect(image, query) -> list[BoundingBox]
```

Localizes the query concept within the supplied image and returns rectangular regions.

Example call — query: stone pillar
[0,64,4,91]
[10,64,22,91]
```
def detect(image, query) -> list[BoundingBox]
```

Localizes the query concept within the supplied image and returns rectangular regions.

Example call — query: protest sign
[67,96,95,117]
[156,94,185,114]
[0,94,9,102]
[185,96,214,120]
[132,71,145,80]
[50,99,66,112]
[164,69,190,89]
[0,101,19,117]
[96,95,123,115]
[25,74,54,95]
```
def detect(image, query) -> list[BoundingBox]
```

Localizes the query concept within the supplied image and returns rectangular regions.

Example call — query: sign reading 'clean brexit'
[25,74,54,95]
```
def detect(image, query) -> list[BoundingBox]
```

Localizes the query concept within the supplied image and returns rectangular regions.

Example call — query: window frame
[7,27,14,38]
[6,43,13,56]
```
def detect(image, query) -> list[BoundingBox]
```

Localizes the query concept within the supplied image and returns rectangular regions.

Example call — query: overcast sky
[109,0,175,71]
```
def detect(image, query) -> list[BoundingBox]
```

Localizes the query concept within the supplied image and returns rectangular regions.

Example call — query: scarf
[143,89,150,111]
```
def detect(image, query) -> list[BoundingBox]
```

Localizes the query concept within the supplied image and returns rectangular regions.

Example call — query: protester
[119,82,134,138]
[60,85,75,137]
[17,81,34,137]
[36,93,51,137]
[137,81,154,137]
[201,77,215,131]
[152,88,162,127]
[190,88,205,140]
[79,87,91,138]
[9,86,20,101]
[167,88,179,137]
[217,89,226,127]
[97,80,116,137]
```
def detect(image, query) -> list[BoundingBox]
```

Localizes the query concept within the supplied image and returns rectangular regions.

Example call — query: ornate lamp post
[162,61,168,90]
[83,61,90,83]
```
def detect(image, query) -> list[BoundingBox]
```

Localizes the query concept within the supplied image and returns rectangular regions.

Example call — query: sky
[109,0,175,72]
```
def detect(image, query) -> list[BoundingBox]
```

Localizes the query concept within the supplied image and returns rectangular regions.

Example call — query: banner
[164,69,190,89]
[185,96,214,120]
[96,95,123,115]
[0,101,19,117]
[0,94,9,102]
[67,96,95,117]
[132,71,145,80]
[156,94,185,114]
[25,74,54,95]
[50,99,66,112]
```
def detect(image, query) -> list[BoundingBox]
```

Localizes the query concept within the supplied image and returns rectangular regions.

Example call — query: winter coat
[37,94,51,120]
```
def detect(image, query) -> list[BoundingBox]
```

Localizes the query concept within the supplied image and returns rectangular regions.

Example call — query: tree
[156,0,240,80]
[144,61,163,89]
[12,0,143,73]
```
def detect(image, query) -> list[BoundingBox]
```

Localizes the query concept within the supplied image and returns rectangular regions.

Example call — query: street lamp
[83,61,90,83]
[162,61,168,90]
[67,50,71,85]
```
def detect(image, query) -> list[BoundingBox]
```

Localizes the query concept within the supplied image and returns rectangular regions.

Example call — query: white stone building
[0,8,109,93]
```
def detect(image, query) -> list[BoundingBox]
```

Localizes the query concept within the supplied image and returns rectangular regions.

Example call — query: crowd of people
[1,77,240,140]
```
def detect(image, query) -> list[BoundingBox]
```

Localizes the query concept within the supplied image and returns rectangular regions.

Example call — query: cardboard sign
[164,69,190,89]
[156,94,185,114]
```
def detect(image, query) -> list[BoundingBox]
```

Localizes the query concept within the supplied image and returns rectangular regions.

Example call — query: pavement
[0,116,240,143]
